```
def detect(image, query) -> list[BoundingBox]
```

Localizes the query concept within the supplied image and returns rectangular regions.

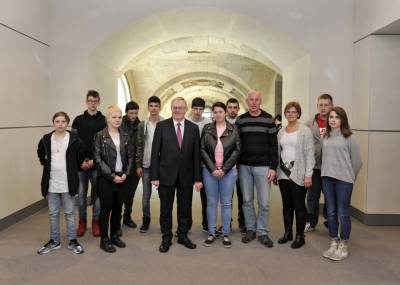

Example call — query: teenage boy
[120,101,141,230]
[136,96,163,233]
[72,90,106,237]
[188,97,211,232]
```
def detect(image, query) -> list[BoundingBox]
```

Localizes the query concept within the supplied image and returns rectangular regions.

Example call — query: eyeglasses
[285,111,298,114]
[87,99,99,104]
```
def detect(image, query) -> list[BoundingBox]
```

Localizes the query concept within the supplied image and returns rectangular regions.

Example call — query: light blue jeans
[203,167,237,236]
[78,170,100,221]
[239,165,271,236]
[47,192,76,241]
[142,168,152,220]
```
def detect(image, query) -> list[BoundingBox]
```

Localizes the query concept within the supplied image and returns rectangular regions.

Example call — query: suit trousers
[158,179,193,240]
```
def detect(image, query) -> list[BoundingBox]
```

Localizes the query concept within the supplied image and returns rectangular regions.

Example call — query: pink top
[215,125,225,169]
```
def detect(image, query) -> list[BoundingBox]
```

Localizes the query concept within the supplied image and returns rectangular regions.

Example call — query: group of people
[36,89,362,262]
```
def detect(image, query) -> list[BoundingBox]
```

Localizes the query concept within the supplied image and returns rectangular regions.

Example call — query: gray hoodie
[321,129,362,184]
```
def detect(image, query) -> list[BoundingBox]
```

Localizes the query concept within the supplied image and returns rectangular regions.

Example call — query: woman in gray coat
[276,102,315,249]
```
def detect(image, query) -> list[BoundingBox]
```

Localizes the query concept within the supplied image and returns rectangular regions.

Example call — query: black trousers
[235,179,245,226]
[122,173,140,219]
[306,169,327,227]
[97,176,128,240]
[200,187,208,228]
[278,179,307,236]
[158,179,193,240]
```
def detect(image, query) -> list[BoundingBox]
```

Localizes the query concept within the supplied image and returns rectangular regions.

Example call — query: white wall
[353,36,400,215]
[0,0,50,219]
[354,0,400,42]
[49,0,354,123]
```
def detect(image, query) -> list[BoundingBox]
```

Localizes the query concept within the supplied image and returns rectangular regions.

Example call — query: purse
[280,155,294,177]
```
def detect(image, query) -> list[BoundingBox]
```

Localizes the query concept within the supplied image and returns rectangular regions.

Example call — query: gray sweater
[321,129,362,184]
[277,124,315,186]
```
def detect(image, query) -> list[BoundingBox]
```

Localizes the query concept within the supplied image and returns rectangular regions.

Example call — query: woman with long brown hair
[321,106,362,261]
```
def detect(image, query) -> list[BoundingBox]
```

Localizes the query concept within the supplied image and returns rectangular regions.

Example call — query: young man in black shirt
[72,90,106,237]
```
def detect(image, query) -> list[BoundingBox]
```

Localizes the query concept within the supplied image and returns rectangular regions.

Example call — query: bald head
[246,90,262,115]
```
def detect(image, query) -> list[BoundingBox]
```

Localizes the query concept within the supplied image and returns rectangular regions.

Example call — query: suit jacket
[150,118,201,187]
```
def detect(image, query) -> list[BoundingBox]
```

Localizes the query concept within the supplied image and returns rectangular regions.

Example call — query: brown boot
[77,219,86,236]
[92,219,100,237]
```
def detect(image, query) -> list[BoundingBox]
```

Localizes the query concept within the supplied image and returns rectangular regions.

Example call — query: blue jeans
[322,176,353,240]
[203,167,237,235]
[47,192,76,241]
[78,170,100,221]
[239,165,271,235]
[142,168,152,220]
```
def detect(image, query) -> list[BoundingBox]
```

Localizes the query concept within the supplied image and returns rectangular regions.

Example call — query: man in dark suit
[151,97,202,253]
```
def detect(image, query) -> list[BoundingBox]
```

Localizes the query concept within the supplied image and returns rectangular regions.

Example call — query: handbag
[280,154,294,177]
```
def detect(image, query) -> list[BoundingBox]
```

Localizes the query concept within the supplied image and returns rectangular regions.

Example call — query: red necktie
[177,122,183,148]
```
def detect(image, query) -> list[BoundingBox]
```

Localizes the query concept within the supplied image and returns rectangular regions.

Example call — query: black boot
[139,217,151,233]
[279,207,294,244]
[123,216,137,228]
[277,231,293,244]
[111,235,126,248]
[100,238,116,253]
[291,235,305,249]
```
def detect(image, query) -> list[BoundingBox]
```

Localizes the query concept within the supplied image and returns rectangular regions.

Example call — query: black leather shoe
[116,228,123,237]
[277,231,293,244]
[123,218,137,228]
[100,239,116,253]
[241,230,256,243]
[159,239,172,253]
[291,235,305,249]
[111,236,126,248]
[258,234,274,248]
[177,236,196,249]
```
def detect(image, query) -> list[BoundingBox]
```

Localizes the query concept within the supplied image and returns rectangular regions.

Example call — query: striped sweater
[236,110,278,170]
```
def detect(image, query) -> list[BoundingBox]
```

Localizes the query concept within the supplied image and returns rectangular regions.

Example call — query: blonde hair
[171,97,187,107]
[106,105,122,118]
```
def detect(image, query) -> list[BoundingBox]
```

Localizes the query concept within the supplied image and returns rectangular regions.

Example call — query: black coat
[37,131,85,197]
[93,127,134,181]
[200,121,241,174]
[150,118,201,187]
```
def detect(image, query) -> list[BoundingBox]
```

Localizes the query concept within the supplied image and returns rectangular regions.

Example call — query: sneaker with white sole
[37,239,61,255]
[68,239,84,254]
[203,235,217,247]
[222,235,232,248]
[323,239,338,259]
[329,240,348,261]
[304,222,315,233]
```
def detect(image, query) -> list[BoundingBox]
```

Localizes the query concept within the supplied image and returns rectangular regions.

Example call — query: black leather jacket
[201,121,241,174]
[93,128,133,181]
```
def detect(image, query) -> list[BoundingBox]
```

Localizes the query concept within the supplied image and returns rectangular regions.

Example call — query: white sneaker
[304,223,315,233]
[323,239,338,259]
[329,240,348,261]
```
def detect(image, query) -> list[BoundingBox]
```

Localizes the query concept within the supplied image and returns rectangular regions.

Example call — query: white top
[142,121,157,168]
[188,117,211,136]
[49,132,70,193]
[111,134,123,172]
[280,130,298,180]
